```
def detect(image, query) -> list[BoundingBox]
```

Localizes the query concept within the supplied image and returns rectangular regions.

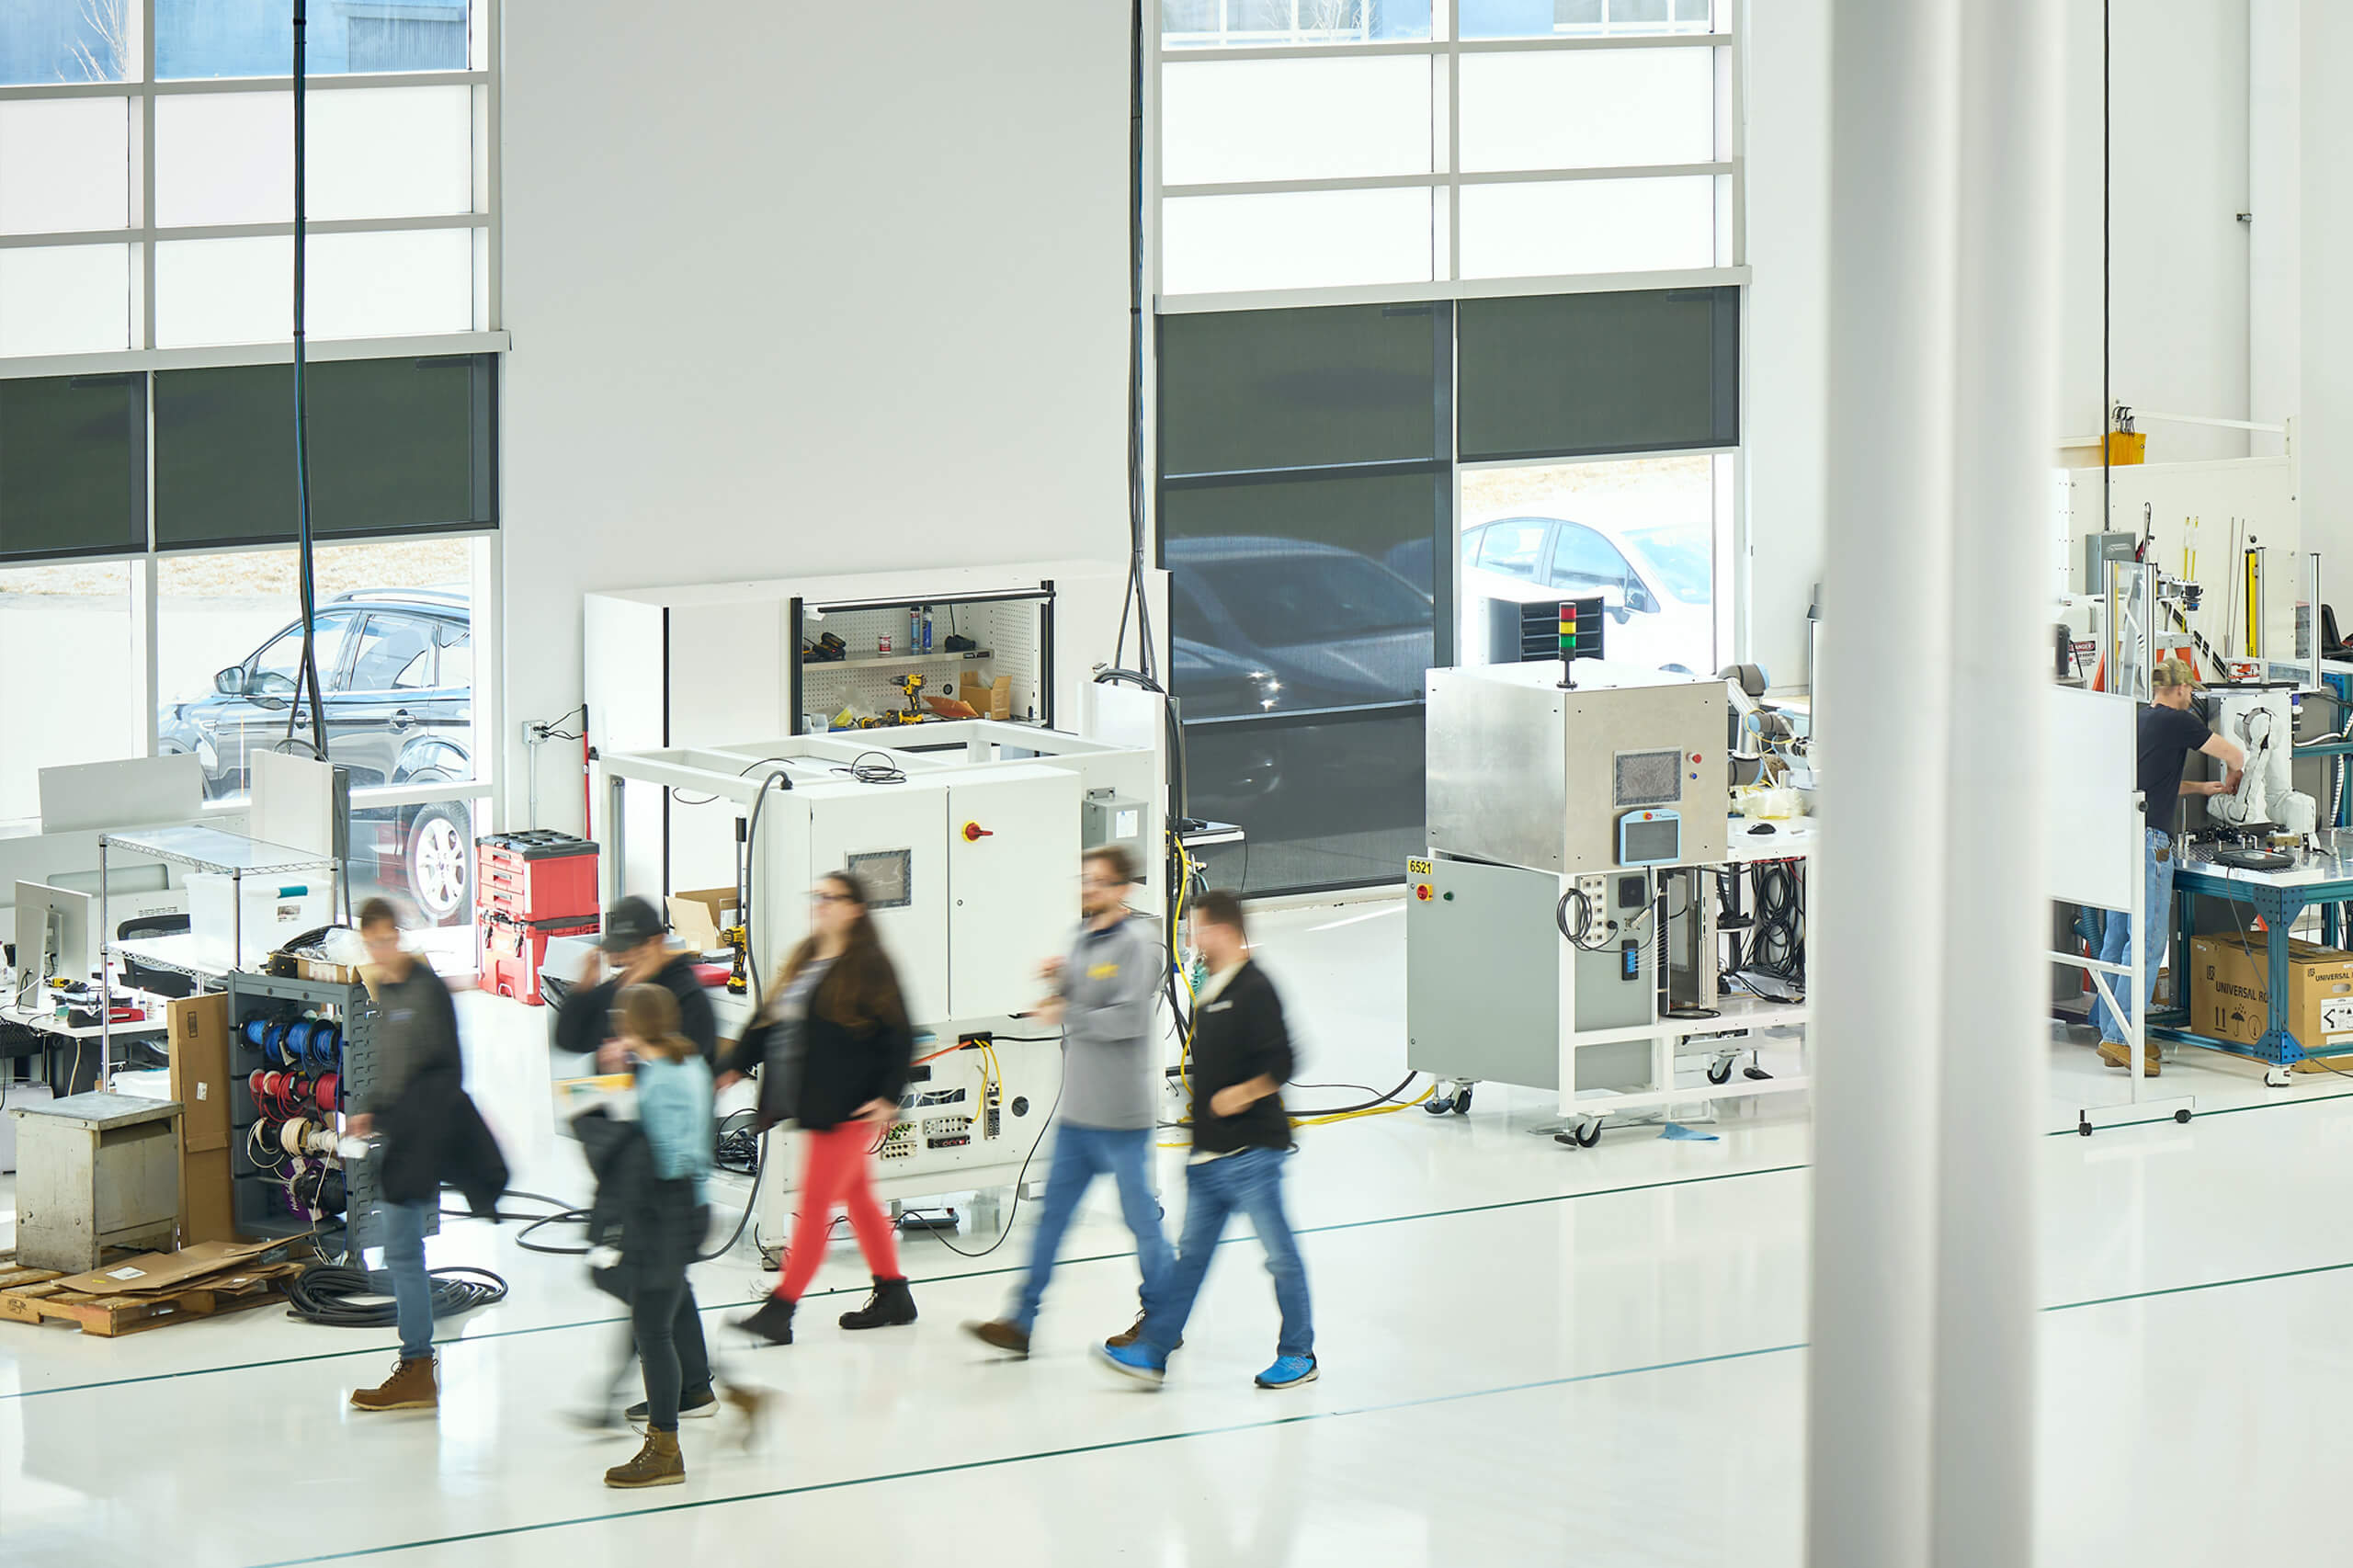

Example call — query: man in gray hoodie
[964,845,1171,1357]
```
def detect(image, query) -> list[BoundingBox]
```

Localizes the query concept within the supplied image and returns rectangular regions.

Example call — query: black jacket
[576,1108,704,1297]
[722,968,914,1134]
[1188,960,1296,1156]
[554,953,720,1068]
[376,1050,509,1213]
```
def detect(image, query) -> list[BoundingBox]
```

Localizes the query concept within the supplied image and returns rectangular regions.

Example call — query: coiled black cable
[282,1264,508,1327]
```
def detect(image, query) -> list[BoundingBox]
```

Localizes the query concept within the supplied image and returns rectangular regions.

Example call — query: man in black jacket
[1098,891,1316,1391]
[347,898,466,1414]
[555,896,719,1067]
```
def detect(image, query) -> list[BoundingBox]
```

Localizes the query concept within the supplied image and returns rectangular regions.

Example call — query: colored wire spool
[308,1021,341,1069]
[241,1017,272,1049]
[266,1022,294,1069]
[313,1072,339,1113]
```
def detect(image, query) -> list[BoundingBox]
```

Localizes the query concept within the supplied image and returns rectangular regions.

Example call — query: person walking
[963,845,1172,1358]
[347,897,506,1413]
[557,894,720,1067]
[730,870,917,1345]
[597,984,767,1488]
[1098,891,1315,1391]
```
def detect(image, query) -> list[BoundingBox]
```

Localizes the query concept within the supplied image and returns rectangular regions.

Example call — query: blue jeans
[2093,827,2176,1045]
[1136,1146,1312,1364]
[1014,1123,1171,1334]
[378,1200,436,1361]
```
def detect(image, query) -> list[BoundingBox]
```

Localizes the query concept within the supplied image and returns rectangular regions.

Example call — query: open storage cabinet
[223,971,422,1256]
[790,585,1053,733]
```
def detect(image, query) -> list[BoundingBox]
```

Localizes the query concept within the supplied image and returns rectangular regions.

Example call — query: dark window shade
[0,374,146,562]
[153,355,496,551]
[1159,301,1450,476]
[1457,287,1737,462]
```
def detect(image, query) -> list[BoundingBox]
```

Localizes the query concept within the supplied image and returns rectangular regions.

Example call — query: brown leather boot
[604,1427,685,1489]
[1106,1312,1181,1352]
[348,1355,438,1413]
[2097,1040,2161,1077]
[719,1382,773,1452]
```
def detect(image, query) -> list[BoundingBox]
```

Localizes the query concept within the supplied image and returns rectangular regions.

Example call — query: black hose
[283,1264,508,1327]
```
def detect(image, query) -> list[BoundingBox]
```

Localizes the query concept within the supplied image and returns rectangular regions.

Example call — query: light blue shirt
[634,1055,713,1205]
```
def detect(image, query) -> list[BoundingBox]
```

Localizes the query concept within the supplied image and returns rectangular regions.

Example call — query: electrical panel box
[1082,790,1148,860]
[1427,662,1726,875]
[1404,855,1648,1093]
[946,767,1080,1022]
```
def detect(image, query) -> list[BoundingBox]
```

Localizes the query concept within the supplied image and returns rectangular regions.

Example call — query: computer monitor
[12,881,96,1004]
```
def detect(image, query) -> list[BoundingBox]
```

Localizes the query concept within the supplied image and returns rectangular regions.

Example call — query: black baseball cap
[599,895,665,953]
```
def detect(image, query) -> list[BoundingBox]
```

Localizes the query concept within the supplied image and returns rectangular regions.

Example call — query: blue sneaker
[1255,1355,1318,1390]
[1095,1340,1166,1388]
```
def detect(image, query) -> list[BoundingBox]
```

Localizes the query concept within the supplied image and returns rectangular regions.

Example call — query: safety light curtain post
[284,0,329,764]
[1808,0,2059,1565]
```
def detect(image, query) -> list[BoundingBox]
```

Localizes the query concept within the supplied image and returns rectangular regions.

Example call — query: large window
[1162,301,1451,893]
[1,0,494,357]
[1155,0,1737,301]
[1162,288,1737,894]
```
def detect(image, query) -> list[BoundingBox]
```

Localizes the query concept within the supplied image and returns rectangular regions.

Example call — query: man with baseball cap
[556,894,721,1068]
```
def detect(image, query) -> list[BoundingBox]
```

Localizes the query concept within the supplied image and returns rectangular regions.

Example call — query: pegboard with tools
[796,593,1051,732]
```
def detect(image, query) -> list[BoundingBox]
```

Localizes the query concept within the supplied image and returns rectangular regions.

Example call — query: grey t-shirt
[1055,914,1163,1131]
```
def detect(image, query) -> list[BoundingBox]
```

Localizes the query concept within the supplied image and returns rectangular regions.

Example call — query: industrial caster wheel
[1743,1065,1774,1081]
[1706,1059,1733,1086]
[1424,1098,1455,1116]
[2265,1066,2294,1088]
[1574,1119,1604,1149]
[2077,1118,2094,1137]
[1452,1087,1474,1116]
[2174,1108,2194,1124]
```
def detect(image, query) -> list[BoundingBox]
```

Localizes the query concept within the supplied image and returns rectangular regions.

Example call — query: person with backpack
[726,870,918,1345]
[594,983,768,1488]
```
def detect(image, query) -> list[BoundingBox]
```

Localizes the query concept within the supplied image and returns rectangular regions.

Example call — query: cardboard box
[51,1237,281,1296]
[178,1145,236,1246]
[667,887,737,954]
[956,672,1014,722]
[166,993,233,1154]
[2187,934,2353,1055]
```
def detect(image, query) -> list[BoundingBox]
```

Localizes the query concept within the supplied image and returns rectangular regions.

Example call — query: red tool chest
[475,831,600,926]
[480,914,597,1007]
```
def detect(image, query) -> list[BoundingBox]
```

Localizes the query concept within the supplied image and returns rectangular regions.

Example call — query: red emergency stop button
[962,822,993,842]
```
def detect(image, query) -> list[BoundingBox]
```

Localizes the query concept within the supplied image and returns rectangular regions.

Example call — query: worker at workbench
[2094,658,2246,1074]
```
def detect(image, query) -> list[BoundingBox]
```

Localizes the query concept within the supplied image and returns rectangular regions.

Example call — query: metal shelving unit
[223,969,418,1254]
[95,825,342,1091]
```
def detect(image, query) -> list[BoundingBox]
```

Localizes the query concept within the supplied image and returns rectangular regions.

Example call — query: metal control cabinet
[1405,857,1649,1094]
[1427,663,1726,874]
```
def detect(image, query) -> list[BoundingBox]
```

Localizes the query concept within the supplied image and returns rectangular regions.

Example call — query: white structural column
[1809,0,2059,1563]
[1933,0,2063,1562]
[1809,1,1961,1552]
[2300,0,2353,568]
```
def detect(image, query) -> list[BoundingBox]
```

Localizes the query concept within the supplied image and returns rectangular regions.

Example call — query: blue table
[2153,832,2353,1080]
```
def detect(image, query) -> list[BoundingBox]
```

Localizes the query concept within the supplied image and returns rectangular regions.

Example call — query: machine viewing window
[1612,749,1683,809]
[847,850,913,910]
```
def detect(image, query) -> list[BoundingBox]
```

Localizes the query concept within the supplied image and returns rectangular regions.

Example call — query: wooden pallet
[0,1261,301,1337]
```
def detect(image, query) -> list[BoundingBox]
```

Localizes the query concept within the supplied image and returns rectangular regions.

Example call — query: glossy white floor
[6,898,2353,1566]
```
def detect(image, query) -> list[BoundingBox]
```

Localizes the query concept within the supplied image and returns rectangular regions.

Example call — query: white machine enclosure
[1427,661,1728,875]
[594,722,1154,1212]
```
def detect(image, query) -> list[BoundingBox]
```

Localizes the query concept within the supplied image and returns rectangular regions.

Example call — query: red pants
[774,1122,901,1302]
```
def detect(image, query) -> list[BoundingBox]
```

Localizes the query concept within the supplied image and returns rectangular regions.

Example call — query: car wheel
[404,802,473,926]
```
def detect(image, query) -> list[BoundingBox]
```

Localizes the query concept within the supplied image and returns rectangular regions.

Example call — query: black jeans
[631,1274,712,1431]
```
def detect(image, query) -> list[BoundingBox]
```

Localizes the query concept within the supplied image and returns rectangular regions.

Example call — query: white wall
[2057,0,2251,465]
[2299,0,2353,574]
[497,1,1133,835]
[1744,0,2263,687]
[1739,0,1831,690]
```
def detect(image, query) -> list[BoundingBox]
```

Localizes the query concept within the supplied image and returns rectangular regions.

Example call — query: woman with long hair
[729,869,917,1345]
[599,983,767,1487]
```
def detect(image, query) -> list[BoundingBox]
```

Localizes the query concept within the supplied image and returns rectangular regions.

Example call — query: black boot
[838,1276,917,1330]
[736,1294,796,1346]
